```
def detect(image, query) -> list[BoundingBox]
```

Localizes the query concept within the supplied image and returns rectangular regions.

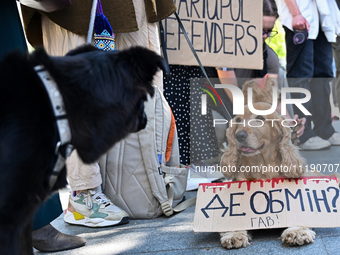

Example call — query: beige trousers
[41,0,162,191]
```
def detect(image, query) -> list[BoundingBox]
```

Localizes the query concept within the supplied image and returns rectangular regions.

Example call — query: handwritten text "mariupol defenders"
[167,0,258,56]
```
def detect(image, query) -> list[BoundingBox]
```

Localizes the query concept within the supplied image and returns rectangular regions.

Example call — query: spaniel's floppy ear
[220,121,240,179]
[276,115,306,178]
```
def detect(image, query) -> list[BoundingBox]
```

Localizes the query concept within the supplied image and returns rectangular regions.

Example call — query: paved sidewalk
[35,121,340,255]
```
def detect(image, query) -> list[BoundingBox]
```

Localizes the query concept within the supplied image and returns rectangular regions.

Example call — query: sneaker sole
[300,145,331,151]
[33,241,86,253]
[64,210,129,228]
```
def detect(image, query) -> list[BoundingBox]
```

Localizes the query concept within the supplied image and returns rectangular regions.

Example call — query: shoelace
[84,190,111,210]
[93,192,112,207]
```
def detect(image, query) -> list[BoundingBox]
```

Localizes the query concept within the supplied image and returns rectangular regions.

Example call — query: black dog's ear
[66,44,101,56]
[128,46,166,73]
[117,46,166,96]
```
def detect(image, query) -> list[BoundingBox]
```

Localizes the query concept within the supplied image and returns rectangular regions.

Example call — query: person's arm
[284,0,310,31]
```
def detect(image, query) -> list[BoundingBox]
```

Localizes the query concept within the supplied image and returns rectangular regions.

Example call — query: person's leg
[33,193,63,230]
[0,1,27,59]
[311,30,335,140]
[115,0,163,90]
[333,36,340,109]
[64,151,129,227]
[284,26,314,143]
[42,16,103,191]
[283,26,331,150]
[32,193,85,252]
[41,16,129,227]
[66,151,102,191]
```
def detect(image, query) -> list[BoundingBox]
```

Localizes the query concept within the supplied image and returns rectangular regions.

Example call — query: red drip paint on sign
[198,176,338,192]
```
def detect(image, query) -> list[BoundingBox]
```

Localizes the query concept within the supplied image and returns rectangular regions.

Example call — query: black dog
[0,45,164,255]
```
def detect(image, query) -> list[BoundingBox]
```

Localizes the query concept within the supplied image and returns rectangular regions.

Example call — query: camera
[293,28,308,45]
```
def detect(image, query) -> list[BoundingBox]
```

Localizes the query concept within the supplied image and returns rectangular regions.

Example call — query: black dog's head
[32,45,165,163]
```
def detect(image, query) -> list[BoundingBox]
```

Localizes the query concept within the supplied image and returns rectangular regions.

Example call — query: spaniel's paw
[220,231,251,249]
[280,227,315,246]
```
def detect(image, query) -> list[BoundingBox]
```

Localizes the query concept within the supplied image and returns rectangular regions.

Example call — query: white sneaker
[299,136,331,151]
[328,132,340,146]
[64,187,129,227]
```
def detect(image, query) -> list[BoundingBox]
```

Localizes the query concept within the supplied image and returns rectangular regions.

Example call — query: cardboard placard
[193,177,340,232]
[163,0,263,68]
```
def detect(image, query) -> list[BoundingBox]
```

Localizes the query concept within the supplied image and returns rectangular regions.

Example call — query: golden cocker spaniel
[219,102,316,248]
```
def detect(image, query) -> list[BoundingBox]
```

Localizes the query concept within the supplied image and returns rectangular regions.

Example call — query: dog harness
[34,65,73,190]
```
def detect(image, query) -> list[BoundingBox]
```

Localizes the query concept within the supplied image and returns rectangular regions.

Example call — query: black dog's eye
[256,115,265,121]
[235,117,242,122]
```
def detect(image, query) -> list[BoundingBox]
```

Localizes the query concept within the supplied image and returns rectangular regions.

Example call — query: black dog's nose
[235,131,248,142]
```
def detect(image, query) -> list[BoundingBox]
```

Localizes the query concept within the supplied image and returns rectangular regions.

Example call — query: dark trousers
[33,193,63,230]
[284,26,335,143]
[333,36,340,108]
[0,1,27,59]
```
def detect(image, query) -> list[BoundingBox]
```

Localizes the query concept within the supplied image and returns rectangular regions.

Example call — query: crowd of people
[2,0,340,252]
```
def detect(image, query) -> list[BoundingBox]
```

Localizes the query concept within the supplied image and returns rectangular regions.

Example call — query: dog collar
[34,65,73,190]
